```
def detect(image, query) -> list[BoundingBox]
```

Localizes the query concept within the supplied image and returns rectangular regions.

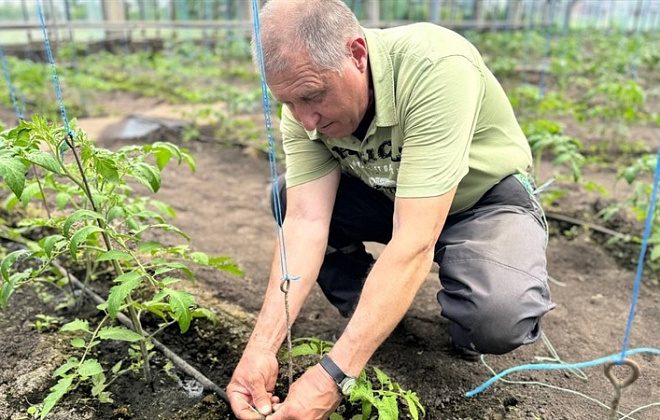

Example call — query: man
[227,0,555,418]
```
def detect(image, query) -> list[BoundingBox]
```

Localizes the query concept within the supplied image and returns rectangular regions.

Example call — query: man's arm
[251,167,341,350]
[227,167,340,418]
[328,186,457,377]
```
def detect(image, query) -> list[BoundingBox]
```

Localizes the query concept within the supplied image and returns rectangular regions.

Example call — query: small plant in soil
[283,337,425,420]
[0,117,242,418]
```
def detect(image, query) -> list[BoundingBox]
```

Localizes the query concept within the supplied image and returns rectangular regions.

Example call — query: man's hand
[227,344,280,419]
[267,363,342,420]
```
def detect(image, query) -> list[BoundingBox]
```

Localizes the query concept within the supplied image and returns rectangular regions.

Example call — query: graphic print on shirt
[329,138,403,197]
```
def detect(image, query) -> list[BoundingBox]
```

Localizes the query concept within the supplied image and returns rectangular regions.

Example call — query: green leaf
[60,319,90,333]
[55,192,71,210]
[183,154,196,172]
[190,251,209,266]
[98,326,143,342]
[1,249,31,282]
[63,209,105,236]
[111,360,123,375]
[290,342,320,358]
[95,155,120,184]
[19,182,42,208]
[132,162,161,192]
[52,358,80,377]
[69,225,104,260]
[402,391,424,420]
[107,273,143,318]
[208,256,244,277]
[165,289,195,333]
[375,394,398,420]
[25,150,62,174]
[650,245,660,261]
[96,250,133,262]
[373,366,391,388]
[70,337,86,348]
[191,307,217,324]
[41,376,74,419]
[78,359,104,378]
[107,206,125,223]
[137,241,163,253]
[42,234,65,258]
[0,156,27,198]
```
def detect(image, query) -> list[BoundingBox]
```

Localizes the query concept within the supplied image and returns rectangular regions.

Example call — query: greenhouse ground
[1,92,660,420]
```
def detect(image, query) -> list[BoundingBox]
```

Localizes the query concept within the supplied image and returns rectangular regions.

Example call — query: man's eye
[303,94,323,103]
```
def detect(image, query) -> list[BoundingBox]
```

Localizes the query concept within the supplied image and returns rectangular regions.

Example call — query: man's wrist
[319,354,357,396]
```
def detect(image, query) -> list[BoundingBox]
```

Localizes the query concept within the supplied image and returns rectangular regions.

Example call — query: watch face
[340,377,356,396]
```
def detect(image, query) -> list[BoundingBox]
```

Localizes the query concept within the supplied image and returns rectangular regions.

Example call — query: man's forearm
[328,237,435,376]
[248,221,329,353]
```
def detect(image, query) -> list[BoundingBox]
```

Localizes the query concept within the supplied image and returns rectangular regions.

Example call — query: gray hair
[253,0,363,74]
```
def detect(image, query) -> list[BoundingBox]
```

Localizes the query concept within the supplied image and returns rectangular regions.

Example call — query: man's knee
[439,270,554,355]
[448,310,544,355]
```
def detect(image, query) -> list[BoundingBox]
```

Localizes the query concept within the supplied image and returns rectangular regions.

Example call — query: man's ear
[348,37,368,72]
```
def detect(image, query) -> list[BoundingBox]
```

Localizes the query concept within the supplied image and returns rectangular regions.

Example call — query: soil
[1,94,660,420]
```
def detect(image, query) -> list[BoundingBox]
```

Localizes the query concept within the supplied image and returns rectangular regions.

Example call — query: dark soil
[1,97,660,420]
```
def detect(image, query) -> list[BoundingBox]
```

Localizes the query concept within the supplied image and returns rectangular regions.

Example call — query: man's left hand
[267,363,343,420]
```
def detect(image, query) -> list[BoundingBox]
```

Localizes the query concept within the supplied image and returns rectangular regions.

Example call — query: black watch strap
[320,354,357,396]
[319,354,346,386]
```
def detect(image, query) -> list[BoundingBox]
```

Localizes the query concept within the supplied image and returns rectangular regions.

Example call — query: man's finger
[253,392,273,416]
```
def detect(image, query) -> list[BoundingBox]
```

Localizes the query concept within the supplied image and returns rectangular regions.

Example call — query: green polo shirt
[280,22,532,214]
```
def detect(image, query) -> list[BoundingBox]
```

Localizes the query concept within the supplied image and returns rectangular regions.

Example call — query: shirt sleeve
[395,55,485,198]
[280,106,339,188]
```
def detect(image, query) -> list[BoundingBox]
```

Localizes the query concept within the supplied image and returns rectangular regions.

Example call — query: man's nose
[297,108,321,131]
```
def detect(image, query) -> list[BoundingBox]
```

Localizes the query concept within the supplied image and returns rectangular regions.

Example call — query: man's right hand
[227,343,280,419]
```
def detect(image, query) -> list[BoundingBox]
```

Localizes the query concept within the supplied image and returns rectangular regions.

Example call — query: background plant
[0,116,242,418]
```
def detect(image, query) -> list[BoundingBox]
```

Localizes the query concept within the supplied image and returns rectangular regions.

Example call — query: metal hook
[604,358,640,420]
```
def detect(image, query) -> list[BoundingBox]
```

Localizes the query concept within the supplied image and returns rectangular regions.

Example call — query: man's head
[254,0,371,138]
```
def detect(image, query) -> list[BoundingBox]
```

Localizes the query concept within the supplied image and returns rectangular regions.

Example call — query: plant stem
[63,132,153,387]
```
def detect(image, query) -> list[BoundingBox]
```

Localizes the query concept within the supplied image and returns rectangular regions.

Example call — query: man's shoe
[448,338,482,362]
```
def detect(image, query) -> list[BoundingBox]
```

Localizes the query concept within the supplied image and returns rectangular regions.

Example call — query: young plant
[0,116,242,417]
[286,337,425,420]
[345,367,425,420]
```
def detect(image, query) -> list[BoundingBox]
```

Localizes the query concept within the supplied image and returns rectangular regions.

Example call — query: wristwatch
[319,354,357,396]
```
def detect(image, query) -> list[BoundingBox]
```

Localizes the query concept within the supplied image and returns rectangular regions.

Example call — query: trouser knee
[447,312,543,355]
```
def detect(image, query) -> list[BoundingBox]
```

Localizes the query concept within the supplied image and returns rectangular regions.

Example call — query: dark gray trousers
[272,173,555,355]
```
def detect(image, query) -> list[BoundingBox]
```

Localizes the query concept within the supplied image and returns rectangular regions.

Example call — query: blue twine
[466,347,660,397]
[36,0,73,138]
[620,134,660,360]
[468,134,660,397]
[0,46,24,121]
[250,0,297,283]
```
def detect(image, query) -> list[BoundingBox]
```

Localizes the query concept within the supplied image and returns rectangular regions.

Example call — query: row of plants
[0,116,244,418]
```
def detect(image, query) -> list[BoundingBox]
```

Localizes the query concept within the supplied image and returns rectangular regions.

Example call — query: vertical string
[0,47,24,122]
[619,134,660,362]
[37,0,72,136]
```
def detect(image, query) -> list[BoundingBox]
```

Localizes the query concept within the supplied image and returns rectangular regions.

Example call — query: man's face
[267,41,369,138]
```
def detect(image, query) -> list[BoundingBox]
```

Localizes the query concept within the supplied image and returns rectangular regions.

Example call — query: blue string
[0,46,24,122]
[468,134,660,397]
[620,135,660,360]
[36,0,73,138]
[466,347,660,397]
[250,0,297,283]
